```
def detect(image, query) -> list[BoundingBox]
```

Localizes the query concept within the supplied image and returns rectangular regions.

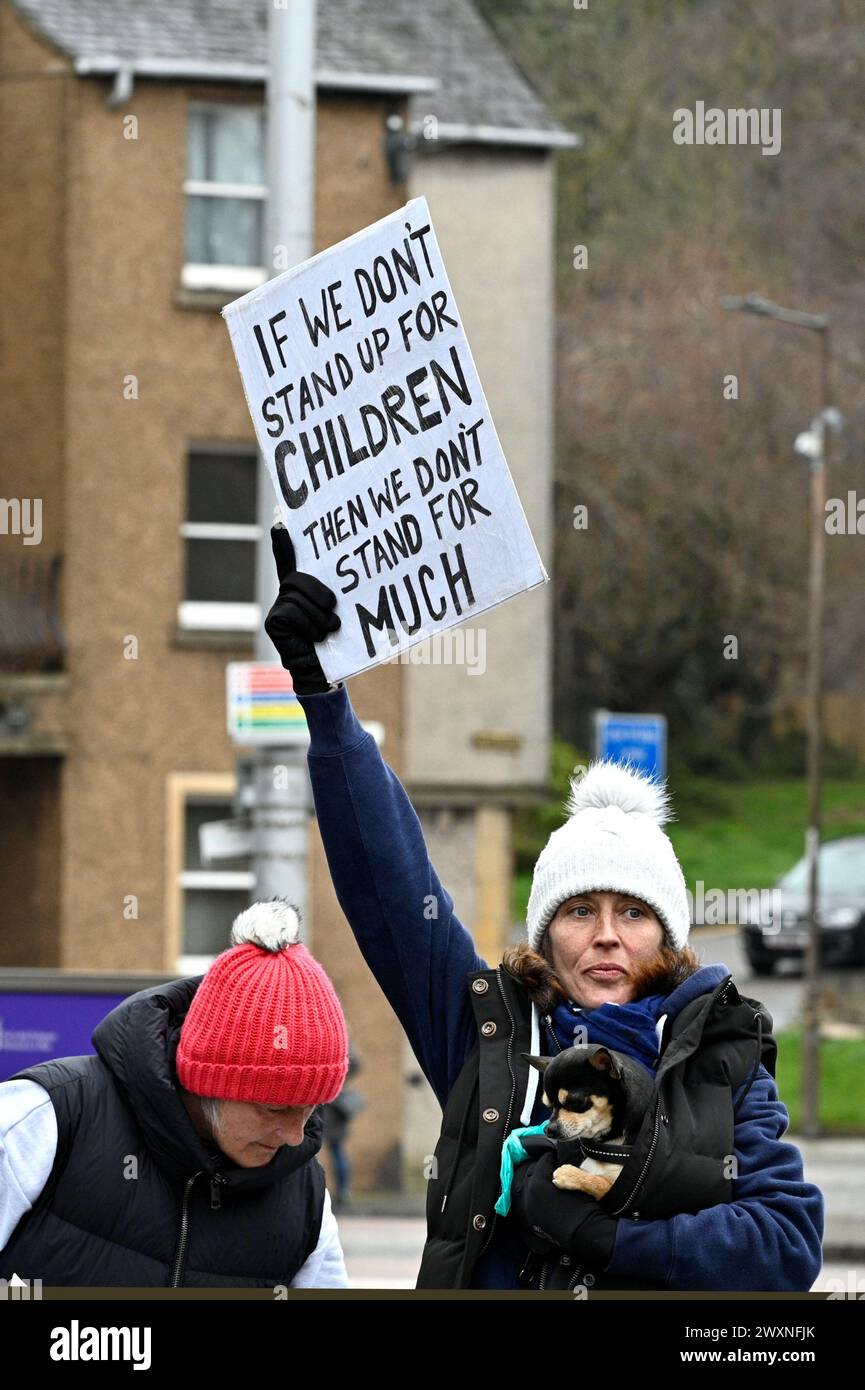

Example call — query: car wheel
[747,955,776,977]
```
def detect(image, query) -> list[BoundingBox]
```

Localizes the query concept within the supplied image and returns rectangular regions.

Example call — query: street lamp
[722,293,835,1139]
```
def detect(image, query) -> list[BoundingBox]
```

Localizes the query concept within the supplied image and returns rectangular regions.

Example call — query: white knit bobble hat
[526,759,690,952]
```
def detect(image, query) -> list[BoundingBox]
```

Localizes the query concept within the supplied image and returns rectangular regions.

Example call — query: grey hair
[198,1095,224,1136]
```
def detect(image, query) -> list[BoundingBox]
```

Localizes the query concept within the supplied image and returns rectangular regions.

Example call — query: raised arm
[263,525,484,1107]
[297,684,483,1108]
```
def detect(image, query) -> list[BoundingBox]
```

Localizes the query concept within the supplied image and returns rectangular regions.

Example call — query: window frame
[182,101,268,292]
[165,773,255,974]
[178,442,262,633]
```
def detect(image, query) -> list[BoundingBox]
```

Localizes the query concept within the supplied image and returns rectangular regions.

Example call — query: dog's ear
[521,1053,551,1074]
[588,1047,622,1080]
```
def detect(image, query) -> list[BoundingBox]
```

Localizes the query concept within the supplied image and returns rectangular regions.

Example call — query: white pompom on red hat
[526,759,690,952]
[230,899,302,951]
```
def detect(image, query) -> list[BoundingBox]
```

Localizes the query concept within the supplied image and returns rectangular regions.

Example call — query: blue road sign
[594,711,667,782]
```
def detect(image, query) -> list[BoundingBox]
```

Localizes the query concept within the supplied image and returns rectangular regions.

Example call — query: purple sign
[0,992,127,1079]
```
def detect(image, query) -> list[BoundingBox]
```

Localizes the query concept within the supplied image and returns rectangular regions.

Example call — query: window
[166,776,254,975]
[178,445,261,632]
[183,104,268,292]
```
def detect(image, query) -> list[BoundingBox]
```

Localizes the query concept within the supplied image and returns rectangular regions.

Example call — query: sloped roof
[12,0,578,149]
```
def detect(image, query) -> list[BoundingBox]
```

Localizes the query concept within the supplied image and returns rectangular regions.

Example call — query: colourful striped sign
[226,663,310,744]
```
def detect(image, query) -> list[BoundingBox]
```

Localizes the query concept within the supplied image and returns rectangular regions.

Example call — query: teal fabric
[494,1123,550,1216]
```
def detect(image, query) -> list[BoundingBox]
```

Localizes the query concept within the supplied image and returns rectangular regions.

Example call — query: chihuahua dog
[522,1045,655,1199]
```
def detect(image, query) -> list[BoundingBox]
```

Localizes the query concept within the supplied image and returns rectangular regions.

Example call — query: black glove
[263,526,341,696]
[509,1150,619,1270]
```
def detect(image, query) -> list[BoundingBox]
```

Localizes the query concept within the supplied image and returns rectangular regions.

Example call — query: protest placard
[222,195,548,683]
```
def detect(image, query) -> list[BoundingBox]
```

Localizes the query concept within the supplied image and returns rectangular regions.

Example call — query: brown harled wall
[0,2,69,550]
[0,5,72,959]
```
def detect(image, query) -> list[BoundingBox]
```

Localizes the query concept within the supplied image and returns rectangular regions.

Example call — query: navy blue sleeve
[604,1064,825,1291]
[297,684,485,1108]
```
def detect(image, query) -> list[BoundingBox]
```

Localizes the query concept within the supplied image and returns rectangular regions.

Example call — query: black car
[742,835,865,975]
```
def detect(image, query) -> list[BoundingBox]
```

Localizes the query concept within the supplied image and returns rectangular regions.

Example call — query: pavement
[337,1212,424,1289]
[792,1135,865,1260]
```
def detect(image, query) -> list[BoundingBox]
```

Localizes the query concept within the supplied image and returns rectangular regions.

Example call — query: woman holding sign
[265,525,824,1292]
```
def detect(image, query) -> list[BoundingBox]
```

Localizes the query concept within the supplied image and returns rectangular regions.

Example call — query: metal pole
[250,1,317,929]
[721,294,833,1136]
[801,329,831,1137]
[255,0,317,648]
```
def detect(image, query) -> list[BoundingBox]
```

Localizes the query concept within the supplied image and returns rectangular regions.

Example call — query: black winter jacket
[416,965,775,1290]
[0,978,325,1287]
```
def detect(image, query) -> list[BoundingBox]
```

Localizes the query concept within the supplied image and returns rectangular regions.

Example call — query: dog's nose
[543,1121,558,1138]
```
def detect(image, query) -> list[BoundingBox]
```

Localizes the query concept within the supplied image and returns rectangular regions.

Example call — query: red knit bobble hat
[175,899,349,1106]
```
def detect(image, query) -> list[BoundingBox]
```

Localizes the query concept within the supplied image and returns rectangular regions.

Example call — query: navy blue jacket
[298,683,824,1291]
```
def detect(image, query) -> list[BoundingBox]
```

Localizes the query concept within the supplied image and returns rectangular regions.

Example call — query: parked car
[742,835,865,975]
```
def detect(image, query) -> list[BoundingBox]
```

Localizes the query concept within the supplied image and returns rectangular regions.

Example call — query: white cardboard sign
[222,195,548,683]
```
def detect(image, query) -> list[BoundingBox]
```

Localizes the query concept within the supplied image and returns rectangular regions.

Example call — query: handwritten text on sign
[222,196,547,682]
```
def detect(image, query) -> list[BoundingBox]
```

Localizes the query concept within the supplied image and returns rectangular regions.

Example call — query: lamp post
[722,293,834,1138]
[249,2,318,921]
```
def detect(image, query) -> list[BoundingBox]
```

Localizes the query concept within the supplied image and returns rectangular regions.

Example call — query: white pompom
[231,899,301,952]
[565,759,673,826]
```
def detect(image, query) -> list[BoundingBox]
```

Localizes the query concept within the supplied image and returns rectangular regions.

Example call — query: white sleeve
[0,1080,57,1250]
[289,1187,349,1289]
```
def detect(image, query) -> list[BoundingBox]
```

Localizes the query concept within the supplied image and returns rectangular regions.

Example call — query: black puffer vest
[416,966,776,1290]
[0,978,325,1287]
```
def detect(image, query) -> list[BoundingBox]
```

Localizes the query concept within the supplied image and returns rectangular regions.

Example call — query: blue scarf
[547,964,730,1076]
